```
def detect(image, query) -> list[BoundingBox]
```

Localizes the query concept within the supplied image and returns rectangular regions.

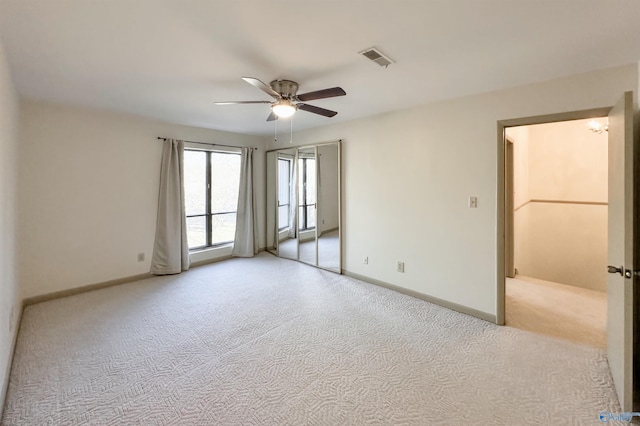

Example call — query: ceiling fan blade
[242,77,281,98]
[266,111,278,122]
[297,103,338,118]
[214,100,272,105]
[296,87,346,102]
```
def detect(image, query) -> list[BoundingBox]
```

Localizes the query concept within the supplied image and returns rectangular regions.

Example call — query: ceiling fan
[215,77,346,121]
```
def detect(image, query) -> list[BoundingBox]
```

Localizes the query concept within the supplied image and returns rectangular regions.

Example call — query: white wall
[18,101,266,299]
[0,33,21,419]
[512,120,608,292]
[266,64,638,318]
[528,120,608,201]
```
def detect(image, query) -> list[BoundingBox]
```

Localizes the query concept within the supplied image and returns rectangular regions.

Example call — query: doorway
[503,119,608,347]
[497,94,637,411]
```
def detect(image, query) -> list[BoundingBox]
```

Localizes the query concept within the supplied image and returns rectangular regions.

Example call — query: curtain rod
[157,137,257,150]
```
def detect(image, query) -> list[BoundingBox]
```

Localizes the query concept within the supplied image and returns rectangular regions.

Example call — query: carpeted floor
[506,275,607,348]
[2,254,618,425]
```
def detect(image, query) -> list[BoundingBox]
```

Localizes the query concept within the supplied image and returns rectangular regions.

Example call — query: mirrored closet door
[316,143,341,271]
[266,141,341,273]
[297,146,317,265]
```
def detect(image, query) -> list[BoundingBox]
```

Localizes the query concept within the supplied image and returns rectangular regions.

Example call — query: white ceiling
[1,0,639,136]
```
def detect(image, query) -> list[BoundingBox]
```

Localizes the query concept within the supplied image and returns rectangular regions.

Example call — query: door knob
[608,265,624,276]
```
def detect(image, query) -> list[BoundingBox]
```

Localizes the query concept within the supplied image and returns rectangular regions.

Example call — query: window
[298,157,316,231]
[184,149,241,250]
[277,158,291,231]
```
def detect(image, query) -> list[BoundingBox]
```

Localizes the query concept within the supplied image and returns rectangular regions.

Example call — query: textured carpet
[2,254,618,425]
[506,275,607,348]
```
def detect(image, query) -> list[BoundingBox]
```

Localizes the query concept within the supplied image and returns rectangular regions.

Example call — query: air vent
[358,47,394,68]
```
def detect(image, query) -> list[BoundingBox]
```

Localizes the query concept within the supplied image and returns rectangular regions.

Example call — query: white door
[607,91,635,411]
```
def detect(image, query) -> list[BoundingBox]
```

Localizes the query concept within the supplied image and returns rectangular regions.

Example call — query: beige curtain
[150,139,190,274]
[232,147,259,257]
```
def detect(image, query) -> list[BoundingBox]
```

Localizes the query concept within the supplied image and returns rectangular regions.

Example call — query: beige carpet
[2,254,618,425]
[506,275,607,348]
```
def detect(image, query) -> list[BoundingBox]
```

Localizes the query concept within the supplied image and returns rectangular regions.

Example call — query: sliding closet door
[266,141,341,273]
[276,148,298,260]
[317,143,341,272]
[297,146,317,265]
[266,151,278,255]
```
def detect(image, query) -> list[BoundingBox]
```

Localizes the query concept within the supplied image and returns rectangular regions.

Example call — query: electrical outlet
[137,253,145,262]
[469,196,478,208]
[397,261,405,273]
[363,256,369,265]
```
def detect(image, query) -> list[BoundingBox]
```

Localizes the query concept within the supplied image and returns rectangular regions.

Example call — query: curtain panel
[150,139,191,274]
[232,147,259,257]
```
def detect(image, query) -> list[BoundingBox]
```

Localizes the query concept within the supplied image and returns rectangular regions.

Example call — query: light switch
[469,196,478,208]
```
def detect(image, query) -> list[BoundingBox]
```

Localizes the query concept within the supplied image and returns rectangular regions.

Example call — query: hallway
[506,275,606,348]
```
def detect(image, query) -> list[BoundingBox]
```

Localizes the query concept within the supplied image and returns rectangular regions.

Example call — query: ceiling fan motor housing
[270,79,299,99]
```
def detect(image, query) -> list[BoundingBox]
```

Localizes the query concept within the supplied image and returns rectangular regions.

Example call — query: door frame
[505,138,515,279]
[496,107,612,325]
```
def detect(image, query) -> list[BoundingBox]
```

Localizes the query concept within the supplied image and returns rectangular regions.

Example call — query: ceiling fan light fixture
[272,100,296,118]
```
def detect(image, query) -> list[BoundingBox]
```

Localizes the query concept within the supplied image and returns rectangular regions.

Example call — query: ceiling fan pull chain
[274,118,277,143]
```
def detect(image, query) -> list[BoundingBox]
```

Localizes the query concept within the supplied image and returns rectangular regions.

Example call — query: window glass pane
[186,216,206,248]
[298,206,305,231]
[298,159,304,204]
[184,150,207,216]
[306,159,316,205]
[278,159,290,205]
[298,205,315,231]
[211,213,236,245]
[278,205,289,229]
[211,152,241,213]
[306,205,316,229]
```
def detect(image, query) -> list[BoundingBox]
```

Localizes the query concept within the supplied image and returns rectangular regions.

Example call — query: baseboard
[319,226,339,234]
[190,254,233,268]
[24,249,268,306]
[343,270,497,323]
[23,272,153,306]
[1,301,24,420]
